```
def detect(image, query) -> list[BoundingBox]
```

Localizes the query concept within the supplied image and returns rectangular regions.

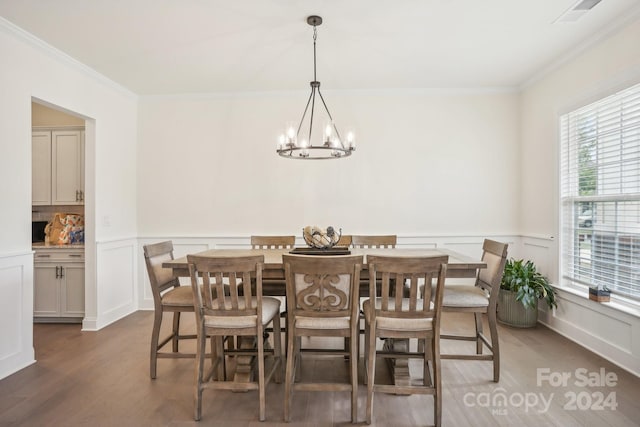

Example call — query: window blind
[560,82,640,299]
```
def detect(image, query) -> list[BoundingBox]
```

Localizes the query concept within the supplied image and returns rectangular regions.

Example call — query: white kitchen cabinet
[33,248,84,321]
[33,264,59,317]
[32,131,52,205]
[32,129,84,206]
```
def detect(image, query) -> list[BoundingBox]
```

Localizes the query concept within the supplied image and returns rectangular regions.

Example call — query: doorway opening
[31,98,94,331]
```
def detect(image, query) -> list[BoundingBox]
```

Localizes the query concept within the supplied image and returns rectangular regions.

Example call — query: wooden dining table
[164,247,484,279]
[163,246,486,386]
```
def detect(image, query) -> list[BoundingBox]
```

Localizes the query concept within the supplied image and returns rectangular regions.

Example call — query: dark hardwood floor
[0,311,638,426]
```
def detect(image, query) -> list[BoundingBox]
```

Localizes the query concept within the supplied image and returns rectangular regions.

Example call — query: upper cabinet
[32,129,84,206]
[32,131,52,205]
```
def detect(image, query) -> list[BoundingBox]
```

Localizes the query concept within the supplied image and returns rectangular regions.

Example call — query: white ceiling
[1,0,639,95]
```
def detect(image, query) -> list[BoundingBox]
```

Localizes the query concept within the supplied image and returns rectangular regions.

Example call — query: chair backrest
[476,239,509,299]
[351,235,397,248]
[251,235,295,249]
[282,254,363,320]
[336,234,352,248]
[143,241,180,306]
[187,254,265,324]
[367,255,448,322]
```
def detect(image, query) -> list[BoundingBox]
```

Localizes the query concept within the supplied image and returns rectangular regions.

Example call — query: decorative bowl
[303,225,341,249]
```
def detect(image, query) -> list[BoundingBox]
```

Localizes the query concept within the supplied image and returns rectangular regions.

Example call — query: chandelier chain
[313,25,317,82]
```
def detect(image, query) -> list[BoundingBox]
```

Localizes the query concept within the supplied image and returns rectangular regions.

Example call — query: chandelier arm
[308,87,317,144]
[297,89,314,137]
[317,89,345,148]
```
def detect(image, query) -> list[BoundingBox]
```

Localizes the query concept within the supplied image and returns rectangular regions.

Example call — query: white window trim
[558,82,640,302]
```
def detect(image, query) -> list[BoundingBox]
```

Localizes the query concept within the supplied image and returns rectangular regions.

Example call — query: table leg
[383,338,412,388]
[232,336,256,385]
[232,333,273,385]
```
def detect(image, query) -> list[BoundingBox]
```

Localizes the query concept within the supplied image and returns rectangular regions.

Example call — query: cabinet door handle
[80,190,84,201]
[55,266,60,278]
[37,254,51,258]
[69,254,82,258]
[59,266,64,278]
[76,190,79,201]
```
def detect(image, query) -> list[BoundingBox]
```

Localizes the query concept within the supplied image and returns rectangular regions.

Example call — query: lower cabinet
[34,248,84,321]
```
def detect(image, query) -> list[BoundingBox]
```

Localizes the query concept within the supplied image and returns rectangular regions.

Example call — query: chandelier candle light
[277,15,355,159]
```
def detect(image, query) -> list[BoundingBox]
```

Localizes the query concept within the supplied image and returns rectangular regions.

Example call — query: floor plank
[0,311,638,426]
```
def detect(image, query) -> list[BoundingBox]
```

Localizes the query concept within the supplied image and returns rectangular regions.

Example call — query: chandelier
[277,16,355,159]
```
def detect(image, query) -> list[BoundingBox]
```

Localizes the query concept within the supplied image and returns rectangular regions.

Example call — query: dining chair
[251,235,295,296]
[143,241,199,379]
[250,235,296,250]
[351,234,397,248]
[438,239,509,382]
[282,254,364,423]
[336,234,352,247]
[187,254,282,422]
[363,255,448,427]
[250,235,295,351]
[347,235,398,355]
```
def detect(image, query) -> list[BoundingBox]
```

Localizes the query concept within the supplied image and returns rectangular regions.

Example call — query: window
[560,82,640,300]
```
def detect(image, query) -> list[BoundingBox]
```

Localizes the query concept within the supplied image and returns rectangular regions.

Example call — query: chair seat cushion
[363,298,433,331]
[295,316,350,330]
[204,297,281,329]
[442,285,489,308]
[161,285,193,307]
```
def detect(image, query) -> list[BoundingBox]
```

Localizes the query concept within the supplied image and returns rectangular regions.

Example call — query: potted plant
[497,258,557,328]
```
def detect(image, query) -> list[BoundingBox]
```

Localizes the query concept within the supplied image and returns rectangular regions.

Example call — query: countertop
[33,242,84,249]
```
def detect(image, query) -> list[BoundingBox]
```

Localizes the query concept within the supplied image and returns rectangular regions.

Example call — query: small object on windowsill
[589,285,610,302]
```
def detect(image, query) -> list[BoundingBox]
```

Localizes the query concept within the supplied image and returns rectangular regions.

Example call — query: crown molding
[139,86,518,101]
[519,4,640,91]
[0,16,137,99]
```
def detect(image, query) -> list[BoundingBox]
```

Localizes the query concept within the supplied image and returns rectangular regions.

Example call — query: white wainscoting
[522,235,640,377]
[83,238,138,331]
[0,251,35,380]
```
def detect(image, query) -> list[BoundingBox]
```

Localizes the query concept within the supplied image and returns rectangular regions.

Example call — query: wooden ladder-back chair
[250,235,295,351]
[336,234,352,247]
[250,235,295,296]
[351,234,397,248]
[282,254,364,423]
[346,235,398,355]
[250,235,296,250]
[187,254,282,422]
[439,239,508,382]
[363,255,448,427]
[143,241,198,379]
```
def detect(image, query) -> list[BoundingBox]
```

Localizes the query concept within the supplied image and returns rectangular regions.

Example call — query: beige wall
[520,16,640,376]
[32,101,84,127]
[0,18,139,379]
[138,90,520,237]
[520,16,640,281]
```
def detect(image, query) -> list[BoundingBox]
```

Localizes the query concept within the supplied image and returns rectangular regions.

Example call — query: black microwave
[32,221,48,243]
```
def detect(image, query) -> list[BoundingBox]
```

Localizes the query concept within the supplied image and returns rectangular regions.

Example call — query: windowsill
[552,282,640,319]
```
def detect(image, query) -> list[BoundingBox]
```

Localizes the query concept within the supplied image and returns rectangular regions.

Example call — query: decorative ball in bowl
[303,225,342,249]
